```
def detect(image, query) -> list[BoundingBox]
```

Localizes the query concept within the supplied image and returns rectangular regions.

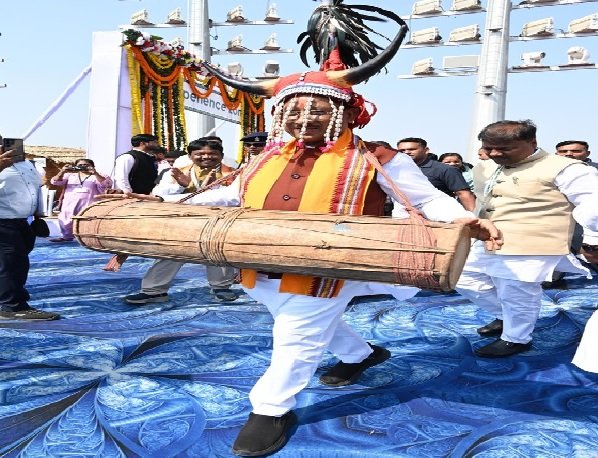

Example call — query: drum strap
[360,144,442,290]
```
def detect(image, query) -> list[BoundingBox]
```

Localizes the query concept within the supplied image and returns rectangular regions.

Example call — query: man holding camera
[0,137,60,320]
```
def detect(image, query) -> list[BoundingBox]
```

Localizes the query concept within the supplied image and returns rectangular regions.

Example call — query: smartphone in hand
[2,138,25,162]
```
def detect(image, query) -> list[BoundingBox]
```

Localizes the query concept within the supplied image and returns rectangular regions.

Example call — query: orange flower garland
[123,29,264,151]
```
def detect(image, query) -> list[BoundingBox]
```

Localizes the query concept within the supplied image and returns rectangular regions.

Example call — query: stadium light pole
[467,0,510,158]
[188,0,215,136]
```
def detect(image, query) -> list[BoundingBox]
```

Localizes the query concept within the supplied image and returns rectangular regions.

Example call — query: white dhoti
[456,242,591,343]
[244,276,418,416]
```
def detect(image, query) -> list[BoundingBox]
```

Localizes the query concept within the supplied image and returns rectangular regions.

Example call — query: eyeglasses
[286,109,334,120]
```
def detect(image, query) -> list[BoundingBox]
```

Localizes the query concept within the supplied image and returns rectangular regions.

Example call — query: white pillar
[87,31,132,176]
[188,0,215,136]
[466,0,511,163]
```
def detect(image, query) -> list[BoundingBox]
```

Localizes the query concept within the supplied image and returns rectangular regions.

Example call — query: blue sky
[1,0,597,164]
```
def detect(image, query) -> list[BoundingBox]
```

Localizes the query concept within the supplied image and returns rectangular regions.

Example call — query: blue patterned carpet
[1,239,597,457]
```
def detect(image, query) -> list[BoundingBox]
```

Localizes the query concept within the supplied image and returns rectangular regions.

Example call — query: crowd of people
[2,123,597,456]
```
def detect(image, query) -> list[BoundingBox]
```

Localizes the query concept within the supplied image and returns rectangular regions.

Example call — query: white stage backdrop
[87,31,131,177]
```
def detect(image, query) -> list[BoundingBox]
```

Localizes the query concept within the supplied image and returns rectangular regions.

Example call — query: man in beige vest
[456,120,598,357]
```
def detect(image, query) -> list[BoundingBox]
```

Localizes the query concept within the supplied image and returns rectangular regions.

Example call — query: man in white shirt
[113,134,159,194]
[0,139,60,320]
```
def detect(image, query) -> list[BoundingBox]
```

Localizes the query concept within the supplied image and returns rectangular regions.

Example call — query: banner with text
[183,82,241,124]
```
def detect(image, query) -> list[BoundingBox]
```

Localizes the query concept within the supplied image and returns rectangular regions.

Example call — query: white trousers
[140,258,237,294]
[244,277,374,416]
[456,270,543,344]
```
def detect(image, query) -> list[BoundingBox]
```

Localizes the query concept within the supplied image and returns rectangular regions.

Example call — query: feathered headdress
[202,1,408,147]
[298,0,408,72]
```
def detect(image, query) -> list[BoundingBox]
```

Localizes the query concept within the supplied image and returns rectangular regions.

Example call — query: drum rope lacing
[359,139,441,290]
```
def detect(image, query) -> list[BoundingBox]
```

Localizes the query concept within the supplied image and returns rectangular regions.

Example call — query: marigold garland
[126,47,144,135]
[143,84,152,134]
[122,29,265,152]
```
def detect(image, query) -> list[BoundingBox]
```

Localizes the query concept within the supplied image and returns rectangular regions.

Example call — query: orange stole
[240,130,376,297]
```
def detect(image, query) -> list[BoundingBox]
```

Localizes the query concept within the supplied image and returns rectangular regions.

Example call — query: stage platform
[1,239,597,457]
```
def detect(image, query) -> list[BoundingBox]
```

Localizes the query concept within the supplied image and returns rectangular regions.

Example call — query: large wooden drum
[73,199,471,291]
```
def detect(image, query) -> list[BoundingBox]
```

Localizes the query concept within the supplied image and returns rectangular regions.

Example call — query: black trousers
[0,219,35,311]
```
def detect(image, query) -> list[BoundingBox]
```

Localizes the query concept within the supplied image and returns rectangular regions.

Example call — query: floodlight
[131,9,153,26]
[521,51,546,66]
[265,3,280,22]
[263,60,280,77]
[226,5,246,23]
[409,27,442,45]
[567,47,592,65]
[443,55,479,69]
[227,35,246,51]
[451,0,481,12]
[261,33,280,50]
[412,0,443,15]
[568,14,598,34]
[227,62,244,77]
[520,18,554,37]
[166,8,186,25]
[448,24,481,42]
[411,58,435,75]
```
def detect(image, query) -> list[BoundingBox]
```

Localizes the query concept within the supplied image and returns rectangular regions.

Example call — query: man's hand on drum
[452,217,504,251]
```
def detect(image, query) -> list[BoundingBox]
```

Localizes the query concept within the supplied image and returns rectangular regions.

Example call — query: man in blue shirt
[397,137,476,211]
[0,139,60,320]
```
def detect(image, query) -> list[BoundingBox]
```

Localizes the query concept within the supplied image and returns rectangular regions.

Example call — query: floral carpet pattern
[0,239,597,457]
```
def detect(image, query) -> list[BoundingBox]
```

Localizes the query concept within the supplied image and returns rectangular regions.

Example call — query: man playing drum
[108,3,502,456]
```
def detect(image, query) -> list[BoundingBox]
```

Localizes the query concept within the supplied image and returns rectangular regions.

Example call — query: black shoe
[123,292,169,304]
[541,279,568,290]
[477,319,503,337]
[211,288,238,302]
[0,307,60,321]
[474,338,532,358]
[232,411,296,457]
[319,343,391,387]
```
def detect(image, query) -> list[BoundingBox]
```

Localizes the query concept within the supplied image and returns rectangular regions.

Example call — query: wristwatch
[581,244,598,252]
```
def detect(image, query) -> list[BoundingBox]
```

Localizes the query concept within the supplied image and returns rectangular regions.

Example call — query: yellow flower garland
[126,46,144,134]
[124,30,264,150]
[147,52,175,71]
[154,84,162,144]
[177,73,187,145]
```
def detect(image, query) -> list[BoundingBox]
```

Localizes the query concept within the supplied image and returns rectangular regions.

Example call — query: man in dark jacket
[113,134,158,194]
